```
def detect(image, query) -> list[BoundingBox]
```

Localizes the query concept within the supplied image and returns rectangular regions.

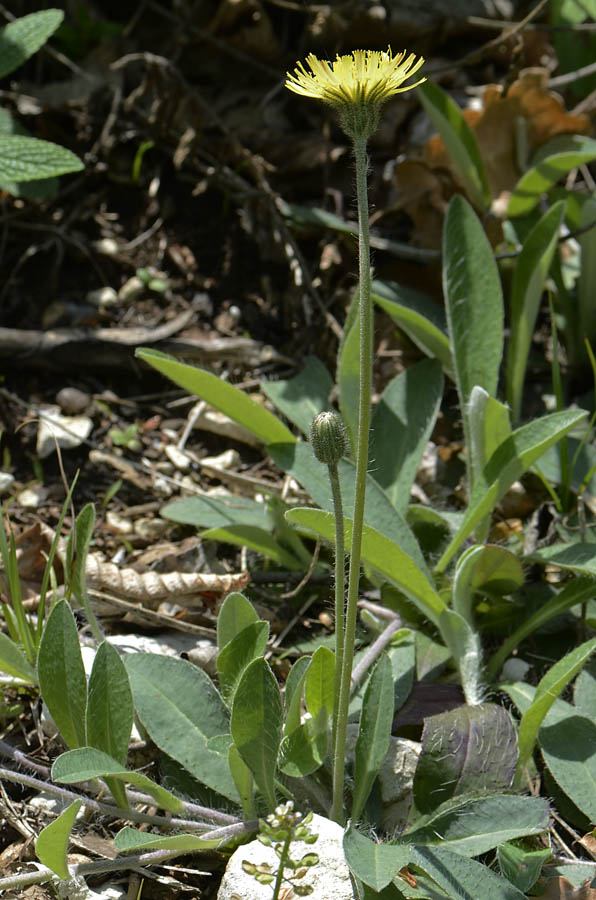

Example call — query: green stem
[327,462,345,758]
[271,831,292,900]
[330,134,373,824]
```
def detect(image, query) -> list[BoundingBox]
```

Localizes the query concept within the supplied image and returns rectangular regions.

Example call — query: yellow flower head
[286,47,424,110]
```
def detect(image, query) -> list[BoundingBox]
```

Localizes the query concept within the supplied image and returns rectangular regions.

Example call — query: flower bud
[310,411,347,466]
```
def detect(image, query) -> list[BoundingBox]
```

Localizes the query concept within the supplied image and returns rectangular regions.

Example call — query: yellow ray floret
[285,48,425,107]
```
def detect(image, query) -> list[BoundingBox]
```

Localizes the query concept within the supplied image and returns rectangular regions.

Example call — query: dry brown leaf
[540,876,596,900]
[85,553,249,607]
[425,68,591,198]
[392,159,451,248]
[580,831,596,860]
[6,522,248,610]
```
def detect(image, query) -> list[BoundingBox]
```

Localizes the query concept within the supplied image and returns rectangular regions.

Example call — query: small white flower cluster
[243,802,319,896]
[267,801,303,829]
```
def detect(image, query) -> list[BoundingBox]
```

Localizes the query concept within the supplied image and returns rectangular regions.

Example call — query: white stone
[118,276,145,303]
[201,448,240,470]
[345,725,419,833]
[57,877,125,900]
[86,286,118,309]
[165,444,192,471]
[500,657,532,682]
[377,737,420,833]
[0,472,15,495]
[106,510,133,534]
[217,814,353,900]
[17,484,48,508]
[37,407,93,458]
[193,407,261,447]
[133,517,169,539]
[93,238,120,256]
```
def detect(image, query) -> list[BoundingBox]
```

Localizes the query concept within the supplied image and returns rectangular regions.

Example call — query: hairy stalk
[331,134,373,824]
[271,831,293,900]
[327,462,346,755]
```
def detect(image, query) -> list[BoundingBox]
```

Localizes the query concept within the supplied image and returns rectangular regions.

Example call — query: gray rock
[217,814,354,900]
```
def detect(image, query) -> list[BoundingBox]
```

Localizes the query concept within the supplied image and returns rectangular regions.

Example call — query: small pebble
[56,386,91,415]
[86,286,118,309]
[93,238,120,256]
[154,476,173,497]
[18,485,48,508]
[133,517,169,539]
[165,445,192,472]
[118,276,145,303]
[37,408,93,458]
[106,510,133,534]
[0,473,15,495]
[201,448,240,470]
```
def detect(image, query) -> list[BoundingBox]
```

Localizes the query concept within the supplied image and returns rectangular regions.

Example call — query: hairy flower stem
[326,462,345,755]
[330,134,373,824]
[271,831,293,900]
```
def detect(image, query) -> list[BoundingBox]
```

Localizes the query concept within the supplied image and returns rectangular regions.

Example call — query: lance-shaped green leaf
[231,657,283,811]
[371,359,443,514]
[435,408,588,572]
[217,620,269,705]
[539,706,596,823]
[452,544,523,624]
[439,609,484,707]
[0,632,37,683]
[285,508,445,625]
[506,200,566,423]
[404,792,549,856]
[0,136,83,182]
[526,541,596,576]
[272,441,429,574]
[0,10,64,80]
[418,80,491,209]
[575,657,596,719]
[443,195,504,489]
[52,747,184,812]
[263,356,333,436]
[278,706,328,777]
[304,645,335,719]
[86,640,133,765]
[486,577,595,681]
[284,655,311,736]
[37,600,87,749]
[352,654,394,821]
[372,280,454,378]
[86,640,133,809]
[217,592,259,650]
[516,636,596,774]
[409,846,527,900]
[125,653,238,802]
[228,743,255,820]
[162,494,269,530]
[505,685,596,822]
[413,704,517,813]
[114,826,222,853]
[508,135,596,217]
[135,349,294,445]
[497,842,550,893]
[578,196,596,345]
[201,524,303,569]
[343,825,413,892]
[35,799,81,880]
[468,389,511,538]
